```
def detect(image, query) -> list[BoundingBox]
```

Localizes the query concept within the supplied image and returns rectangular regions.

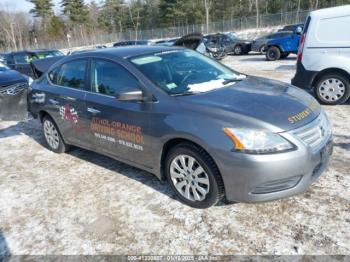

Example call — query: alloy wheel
[43,120,60,150]
[170,154,210,202]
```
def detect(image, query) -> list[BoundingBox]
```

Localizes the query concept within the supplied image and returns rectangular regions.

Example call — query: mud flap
[0,85,28,121]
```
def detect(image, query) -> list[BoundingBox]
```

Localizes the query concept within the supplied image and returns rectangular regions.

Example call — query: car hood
[0,69,27,86]
[180,76,321,131]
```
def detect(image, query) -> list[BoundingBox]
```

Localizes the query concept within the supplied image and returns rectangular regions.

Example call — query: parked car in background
[292,5,350,105]
[28,46,332,208]
[113,40,153,47]
[0,62,30,120]
[0,52,8,64]
[155,38,179,46]
[265,27,302,61]
[278,23,304,32]
[6,49,64,77]
[174,33,227,60]
[205,33,252,55]
[251,31,293,53]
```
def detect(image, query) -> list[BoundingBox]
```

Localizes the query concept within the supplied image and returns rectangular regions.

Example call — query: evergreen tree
[61,0,89,25]
[28,0,54,19]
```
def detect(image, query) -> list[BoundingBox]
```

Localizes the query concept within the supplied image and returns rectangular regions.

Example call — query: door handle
[49,99,59,105]
[87,107,101,114]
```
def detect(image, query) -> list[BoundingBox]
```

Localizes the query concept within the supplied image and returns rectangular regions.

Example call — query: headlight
[223,128,294,154]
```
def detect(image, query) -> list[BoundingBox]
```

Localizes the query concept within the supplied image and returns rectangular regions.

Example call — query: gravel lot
[0,54,349,255]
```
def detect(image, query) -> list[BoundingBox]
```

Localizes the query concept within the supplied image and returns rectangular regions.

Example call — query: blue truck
[265,27,302,61]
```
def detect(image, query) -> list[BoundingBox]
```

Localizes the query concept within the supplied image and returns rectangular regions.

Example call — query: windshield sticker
[187,79,227,93]
[131,56,162,65]
[166,83,177,89]
[90,118,144,151]
[60,104,82,133]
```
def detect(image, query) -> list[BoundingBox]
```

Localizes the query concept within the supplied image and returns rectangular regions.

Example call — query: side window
[14,54,29,64]
[52,60,87,89]
[90,59,140,96]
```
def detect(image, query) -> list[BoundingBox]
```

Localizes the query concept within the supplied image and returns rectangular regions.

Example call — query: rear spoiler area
[30,56,65,79]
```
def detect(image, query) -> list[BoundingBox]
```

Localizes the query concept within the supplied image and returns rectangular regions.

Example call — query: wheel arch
[312,68,350,88]
[159,137,222,183]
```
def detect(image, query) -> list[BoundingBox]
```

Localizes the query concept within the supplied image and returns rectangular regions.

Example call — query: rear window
[316,15,350,42]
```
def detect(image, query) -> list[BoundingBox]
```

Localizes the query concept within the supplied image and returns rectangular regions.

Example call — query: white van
[292,5,350,105]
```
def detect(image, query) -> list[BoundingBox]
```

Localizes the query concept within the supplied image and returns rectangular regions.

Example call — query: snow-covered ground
[0,54,349,255]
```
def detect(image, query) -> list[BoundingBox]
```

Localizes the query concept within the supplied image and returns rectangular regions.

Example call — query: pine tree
[28,0,54,24]
[61,0,89,25]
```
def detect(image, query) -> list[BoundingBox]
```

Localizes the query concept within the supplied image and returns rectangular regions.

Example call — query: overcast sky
[1,0,95,13]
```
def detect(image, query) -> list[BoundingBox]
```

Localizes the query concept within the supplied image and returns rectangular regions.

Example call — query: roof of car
[9,49,59,54]
[71,46,183,59]
[310,4,350,18]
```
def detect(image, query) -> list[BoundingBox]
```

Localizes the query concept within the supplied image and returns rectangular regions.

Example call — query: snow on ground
[0,54,349,255]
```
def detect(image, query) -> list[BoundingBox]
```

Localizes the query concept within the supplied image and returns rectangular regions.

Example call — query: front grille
[291,112,331,150]
[0,82,28,95]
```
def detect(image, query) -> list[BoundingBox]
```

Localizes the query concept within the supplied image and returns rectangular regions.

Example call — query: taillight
[297,33,306,62]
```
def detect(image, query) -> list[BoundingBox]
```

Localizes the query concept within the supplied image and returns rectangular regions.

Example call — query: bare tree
[255,0,259,28]
[204,0,211,34]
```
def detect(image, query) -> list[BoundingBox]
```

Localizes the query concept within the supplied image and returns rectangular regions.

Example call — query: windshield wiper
[171,91,198,97]
[222,78,244,85]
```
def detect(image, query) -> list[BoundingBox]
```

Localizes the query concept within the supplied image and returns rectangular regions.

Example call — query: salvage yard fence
[4,10,311,52]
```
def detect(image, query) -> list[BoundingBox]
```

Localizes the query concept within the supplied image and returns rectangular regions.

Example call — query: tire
[266,46,281,61]
[259,45,267,54]
[42,115,69,153]
[165,142,224,208]
[233,45,243,55]
[314,73,350,105]
[280,52,290,58]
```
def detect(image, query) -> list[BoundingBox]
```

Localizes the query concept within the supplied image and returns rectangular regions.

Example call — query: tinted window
[50,60,87,89]
[90,59,140,96]
[14,54,29,63]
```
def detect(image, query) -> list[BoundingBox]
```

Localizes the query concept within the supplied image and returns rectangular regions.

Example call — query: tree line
[0,0,349,51]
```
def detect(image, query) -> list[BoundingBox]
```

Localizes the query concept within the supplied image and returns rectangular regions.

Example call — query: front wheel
[315,73,350,105]
[165,143,224,208]
[42,116,69,153]
[266,46,281,61]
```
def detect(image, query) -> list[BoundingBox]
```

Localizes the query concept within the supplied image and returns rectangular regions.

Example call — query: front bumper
[291,61,318,90]
[215,116,333,203]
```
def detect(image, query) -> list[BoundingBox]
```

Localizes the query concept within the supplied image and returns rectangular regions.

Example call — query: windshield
[29,50,64,61]
[130,50,245,95]
[0,62,9,71]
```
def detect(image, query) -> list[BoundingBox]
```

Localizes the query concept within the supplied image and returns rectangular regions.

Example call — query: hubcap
[235,46,242,54]
[319,78,345,102]
[43,120,60,150]
[170,155,210,202]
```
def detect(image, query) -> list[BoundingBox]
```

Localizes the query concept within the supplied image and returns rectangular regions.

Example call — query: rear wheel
[165,143,224,208]
[315,73,350,105]
[42,116,69,153]
[233,45,243,55]
[266,46,281,61]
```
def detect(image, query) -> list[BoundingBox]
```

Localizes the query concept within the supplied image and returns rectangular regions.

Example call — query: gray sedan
[28,46,333,208]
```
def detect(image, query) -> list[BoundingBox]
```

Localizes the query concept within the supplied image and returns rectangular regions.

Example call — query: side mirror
[115,90,144,102]
[295,26,302,35]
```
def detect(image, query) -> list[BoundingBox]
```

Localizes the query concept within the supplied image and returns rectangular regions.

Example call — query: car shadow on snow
[241,56,296,62]
[0,119,233,206]
[0,230,11,261]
